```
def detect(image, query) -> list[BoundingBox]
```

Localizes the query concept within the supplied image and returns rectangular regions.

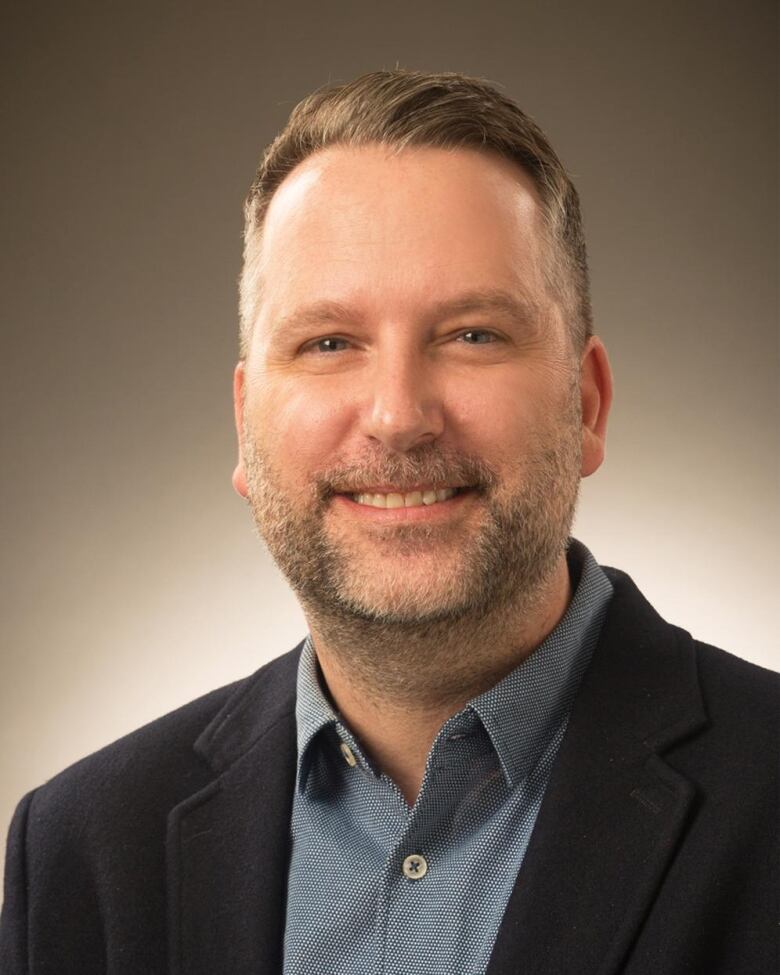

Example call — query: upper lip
[342,484,467,494]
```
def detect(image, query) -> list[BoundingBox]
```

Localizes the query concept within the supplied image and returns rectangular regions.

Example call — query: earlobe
[232,462,249,499]
[232,362,249,499]
[579,336,613,478]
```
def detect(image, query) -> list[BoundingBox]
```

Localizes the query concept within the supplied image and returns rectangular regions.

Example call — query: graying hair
[239,69,592,357]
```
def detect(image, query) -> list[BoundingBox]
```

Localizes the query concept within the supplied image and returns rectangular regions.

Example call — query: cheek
[444,372,535,458]
[252,379,354,479]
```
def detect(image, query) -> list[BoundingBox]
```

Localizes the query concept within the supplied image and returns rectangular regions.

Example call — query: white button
[339,742,357,767]
[402,854,428,879]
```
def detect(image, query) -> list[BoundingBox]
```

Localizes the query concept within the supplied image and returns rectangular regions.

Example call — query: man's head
[239,70,592,360]
[232,71,611,662]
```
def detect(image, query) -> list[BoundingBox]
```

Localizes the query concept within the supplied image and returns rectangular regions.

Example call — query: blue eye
[310,337,349,353]
[302,331,498,354]
[459,330,496,344]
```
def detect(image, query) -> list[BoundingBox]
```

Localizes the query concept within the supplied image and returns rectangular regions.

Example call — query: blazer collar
[166,644,303,975]
[193,642,302,773]
[486,566,707,975]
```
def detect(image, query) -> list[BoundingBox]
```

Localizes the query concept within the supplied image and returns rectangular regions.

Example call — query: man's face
[234,145,604,627]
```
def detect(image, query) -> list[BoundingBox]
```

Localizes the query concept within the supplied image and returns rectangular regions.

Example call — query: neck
[304,555,571,805]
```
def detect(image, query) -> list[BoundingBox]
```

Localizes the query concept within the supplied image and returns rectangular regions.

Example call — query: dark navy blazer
[1,567,777,974]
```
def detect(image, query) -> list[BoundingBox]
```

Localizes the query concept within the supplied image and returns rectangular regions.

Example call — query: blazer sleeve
[0,789,35,974]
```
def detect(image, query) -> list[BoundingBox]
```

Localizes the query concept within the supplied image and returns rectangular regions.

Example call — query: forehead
[255,144,550,329]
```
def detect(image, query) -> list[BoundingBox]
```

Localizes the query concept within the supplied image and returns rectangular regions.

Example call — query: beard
[241,384,583,652]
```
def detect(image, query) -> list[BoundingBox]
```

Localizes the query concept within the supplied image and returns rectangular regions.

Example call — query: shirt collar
[467,539,613,787]
[295,636,339,793]
[294,538,613,793]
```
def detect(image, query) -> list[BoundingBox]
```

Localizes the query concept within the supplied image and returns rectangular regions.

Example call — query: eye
[457,329,499,344]
[303,336,351,354]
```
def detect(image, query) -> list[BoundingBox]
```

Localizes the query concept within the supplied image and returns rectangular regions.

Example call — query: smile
[349,487,461,509]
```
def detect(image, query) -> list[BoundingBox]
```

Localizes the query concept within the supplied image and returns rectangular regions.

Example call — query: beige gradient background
[1,0,778,881]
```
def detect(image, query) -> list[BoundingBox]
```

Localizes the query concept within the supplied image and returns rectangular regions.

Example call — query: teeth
[351,487,459,509]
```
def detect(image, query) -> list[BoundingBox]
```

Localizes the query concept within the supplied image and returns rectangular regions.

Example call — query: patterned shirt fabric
[283,539,614,975]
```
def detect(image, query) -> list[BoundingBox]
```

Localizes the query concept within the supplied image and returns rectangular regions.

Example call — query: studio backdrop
[1,0,777,882]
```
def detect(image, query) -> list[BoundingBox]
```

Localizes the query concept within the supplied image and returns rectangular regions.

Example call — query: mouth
[340,485,473,509]
[336,484,476,514]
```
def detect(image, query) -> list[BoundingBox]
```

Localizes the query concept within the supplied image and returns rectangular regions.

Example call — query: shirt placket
[378,715,496,975]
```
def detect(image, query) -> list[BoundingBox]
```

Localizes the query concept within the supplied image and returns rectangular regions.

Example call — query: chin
[330,572,484,626]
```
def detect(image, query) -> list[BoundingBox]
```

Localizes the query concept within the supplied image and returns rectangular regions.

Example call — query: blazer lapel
[166,646,302,975]
[487,571,707,975]
[163,572,709,975]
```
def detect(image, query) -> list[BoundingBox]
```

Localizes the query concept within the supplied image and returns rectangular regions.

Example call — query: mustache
[315,447,499,499]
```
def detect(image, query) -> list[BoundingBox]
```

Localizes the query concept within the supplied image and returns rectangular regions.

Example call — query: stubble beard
[241,384,583,703]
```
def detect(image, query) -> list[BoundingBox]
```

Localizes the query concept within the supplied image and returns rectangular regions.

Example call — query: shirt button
[339,742,357,767]
[402,854,428,880]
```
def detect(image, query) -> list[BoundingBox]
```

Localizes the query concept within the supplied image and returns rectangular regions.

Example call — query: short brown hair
[239,69,592,357]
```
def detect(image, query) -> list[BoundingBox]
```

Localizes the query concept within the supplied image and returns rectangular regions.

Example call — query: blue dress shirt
[283,539,613,975]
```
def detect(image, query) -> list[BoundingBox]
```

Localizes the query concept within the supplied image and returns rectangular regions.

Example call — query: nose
[359,349,445,453]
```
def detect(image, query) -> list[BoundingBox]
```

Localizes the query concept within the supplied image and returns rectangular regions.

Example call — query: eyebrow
[425,288,542,327]
[269,288,543,339]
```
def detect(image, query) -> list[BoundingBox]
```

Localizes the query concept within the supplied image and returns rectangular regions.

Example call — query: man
[1,70,776,975]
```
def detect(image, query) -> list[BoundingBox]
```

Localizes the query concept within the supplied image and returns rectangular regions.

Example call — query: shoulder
[0,647,302,967]
[601,562,778,744]
[603,563,777,679]
[28,680,234,829]
[690,639,778,753]
[694,637,779,698]
[22,646,302,841]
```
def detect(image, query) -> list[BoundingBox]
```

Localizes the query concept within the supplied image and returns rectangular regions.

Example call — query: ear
[579,336,613,478]
[231,361,249,498]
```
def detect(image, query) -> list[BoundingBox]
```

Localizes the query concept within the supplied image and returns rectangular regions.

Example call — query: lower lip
[331,489,476,523]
